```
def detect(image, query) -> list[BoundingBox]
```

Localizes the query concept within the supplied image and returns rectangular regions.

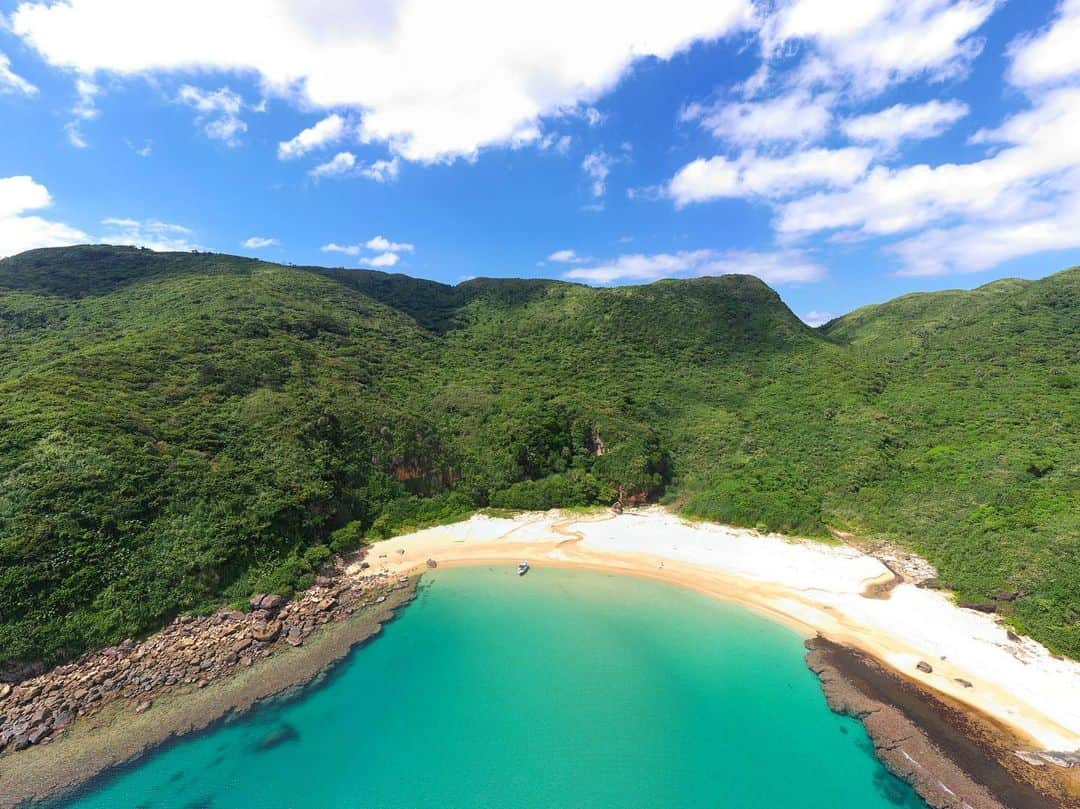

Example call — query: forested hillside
[1,245,1076,664]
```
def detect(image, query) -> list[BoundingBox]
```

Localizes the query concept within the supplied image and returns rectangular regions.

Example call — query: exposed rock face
[805,636,1066,809]
[0,564,401,755]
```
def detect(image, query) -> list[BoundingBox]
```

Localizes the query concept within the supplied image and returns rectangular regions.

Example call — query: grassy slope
[0,246,1076,662]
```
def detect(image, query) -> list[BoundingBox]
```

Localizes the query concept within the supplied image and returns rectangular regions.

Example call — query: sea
[67,566,925,808]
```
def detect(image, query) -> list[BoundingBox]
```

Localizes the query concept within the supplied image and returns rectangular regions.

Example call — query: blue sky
[2,1,1080,322]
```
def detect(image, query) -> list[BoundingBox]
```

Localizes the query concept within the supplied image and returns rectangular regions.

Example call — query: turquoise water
[67,567,924,808]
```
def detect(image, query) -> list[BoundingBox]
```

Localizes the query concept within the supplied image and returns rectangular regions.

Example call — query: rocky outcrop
[805,636,1066,809]
[0,567,404,756]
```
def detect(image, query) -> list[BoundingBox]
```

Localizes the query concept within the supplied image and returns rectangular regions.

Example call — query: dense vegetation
[0,246,1076,664]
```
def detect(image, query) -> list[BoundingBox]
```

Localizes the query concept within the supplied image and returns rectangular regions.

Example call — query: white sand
[348,506,1080,752]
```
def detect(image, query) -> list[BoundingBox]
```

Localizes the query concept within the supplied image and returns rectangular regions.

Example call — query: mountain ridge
[0,246,1076,665]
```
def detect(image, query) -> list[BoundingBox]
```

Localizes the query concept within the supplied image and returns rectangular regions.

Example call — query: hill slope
[0,246,1076,663]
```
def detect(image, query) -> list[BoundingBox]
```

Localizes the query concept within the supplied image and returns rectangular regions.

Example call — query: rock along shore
[805,635,1078,809]
[0,564,418,808]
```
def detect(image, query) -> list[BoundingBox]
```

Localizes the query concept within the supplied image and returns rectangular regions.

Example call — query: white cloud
[1007,0,1080,87]
[321,242,361,256]
[540,133,573,154]
[683,89,833,145]
[0,176,88,258]
[359,156,400,183]
[365,251,400,268]
[101,217,200,251]
[366,235,414,253]
[760,0,999,95]
[243,236,280,249]
[669,147,873,206]
[779,88,1080,240]
[564,248,825,284]
[801,310,836,326]
[841,100,968,149]
[309,152,400,182]
[323,235,415,266]
[309,151,357,179]
[61,78,100,148]
[176,85,247,146]
[583,106,603,126]
[125,138,153,157]
[548,249,589,263]
[582,150,613,196]
[0,51,37,95]
[12,0,753,164]
[278,113,346,159]
[889,192,1080,276]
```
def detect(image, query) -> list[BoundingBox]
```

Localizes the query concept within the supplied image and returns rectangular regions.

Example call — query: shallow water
[67,566,924,808]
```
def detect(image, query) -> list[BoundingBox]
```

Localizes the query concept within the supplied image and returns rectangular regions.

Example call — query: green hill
[1,246,1076,664]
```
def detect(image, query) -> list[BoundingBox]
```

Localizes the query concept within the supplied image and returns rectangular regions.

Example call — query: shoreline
[2,506,1078,807]
[0,582,418,808]
[353,507,1080,806]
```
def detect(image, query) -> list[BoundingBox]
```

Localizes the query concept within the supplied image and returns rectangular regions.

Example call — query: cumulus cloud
[64,77,100,148]
[100,217,200,251]
[779,88,1080,239]
[322,235,414,267]
[309,152,400,182]
[366,235,414,253]
[683,89,833,145]
[800,310,837,327]
[1007,0,1080,87]
[669,147,873,206]
[366,252,400,268]
[582,151,613,197]
[359,156,400,183]
[176,85,247,146]
[243,236,279,249]
[841,100,969,149]
[278,114,347,159]
[309,151,357,179]
[0,51,37,95]
[0,175,88,258]
[548,249,589,263]
[564,248,825,284]
[760,0,998,95]
[11,0,753,163]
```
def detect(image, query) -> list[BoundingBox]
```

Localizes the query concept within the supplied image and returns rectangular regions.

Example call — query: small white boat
[517,560,530,576]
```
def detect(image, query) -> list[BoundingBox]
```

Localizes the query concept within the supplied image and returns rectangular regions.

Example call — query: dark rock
[360,562,370,570]
[993,591,1020,602]
[249,593,268,609]
[1006,629,1022,643]
[954,678,973,688]
[254,723,299,752]
[916,661,933,673]
[957,601,997,614]
[54,709,75,728]
[11,732,30,751]
[27,725,50,745]
[315,576,334,586]
[29,706,52,725]
[425,558,438,568]
[917,578,940,589]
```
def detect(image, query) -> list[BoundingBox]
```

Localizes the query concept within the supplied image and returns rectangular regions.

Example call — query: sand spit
[0,582,417,808]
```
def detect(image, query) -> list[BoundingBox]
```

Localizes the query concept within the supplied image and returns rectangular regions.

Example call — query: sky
[2,1,1080,323]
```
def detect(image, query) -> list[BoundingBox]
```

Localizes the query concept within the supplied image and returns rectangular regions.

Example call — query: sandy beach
[350,506,1080,756]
